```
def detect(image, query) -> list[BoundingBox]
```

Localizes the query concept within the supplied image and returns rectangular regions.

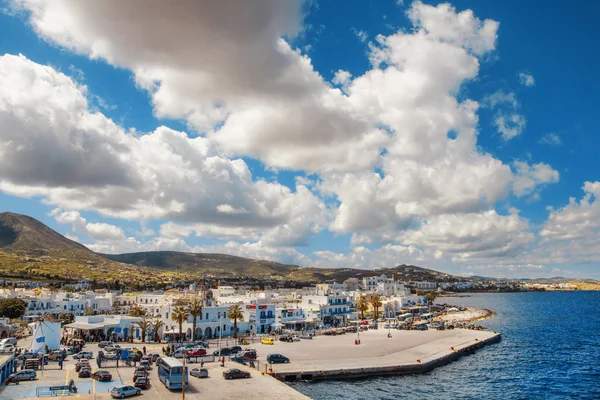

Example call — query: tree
[152,319,165,342]
[425,291,437,305]
[356,296,368,320]
[135,317,152,343]
[370,295,382,319]
[171,306,189,342]
[0,298,27,319]
[129,304,147,318]
[227,304,244,338]
[187,299,203,341]
[59,312,75,324]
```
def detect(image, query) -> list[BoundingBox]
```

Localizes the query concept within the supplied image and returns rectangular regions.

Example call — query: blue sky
[0,0,598,279]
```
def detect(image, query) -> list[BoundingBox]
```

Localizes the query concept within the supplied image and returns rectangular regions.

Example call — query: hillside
[0,212,89,252]
[0,211,463,285]
[102,251,302,278]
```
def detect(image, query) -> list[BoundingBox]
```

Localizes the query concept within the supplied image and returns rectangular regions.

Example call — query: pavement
[252,328,499,375]
[0,341,309,400]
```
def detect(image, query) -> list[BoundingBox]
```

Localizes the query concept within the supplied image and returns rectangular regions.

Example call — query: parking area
[1,341,308,400]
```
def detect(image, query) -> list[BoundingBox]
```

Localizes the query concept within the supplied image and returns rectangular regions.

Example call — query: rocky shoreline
[440,307,496,324]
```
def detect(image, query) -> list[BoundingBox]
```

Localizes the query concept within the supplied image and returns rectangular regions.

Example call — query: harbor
[262,328,501,382]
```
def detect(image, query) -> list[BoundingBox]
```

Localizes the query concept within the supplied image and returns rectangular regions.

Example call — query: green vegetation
[135,317,152,343]
[227,304,244,338]
[0,298,27,319]
[172,306,189,341]
[370,295,382,318]
[187,299,203,340]
[356,296,368,320]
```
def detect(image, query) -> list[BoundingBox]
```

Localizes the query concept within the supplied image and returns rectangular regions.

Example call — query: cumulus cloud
[0,1,573,274]
[51,209,125,241]
[0,54,326,247]
[518,72,535,87]
[12,0,388,173]
[511,161,560,197]
[495,113,526,140]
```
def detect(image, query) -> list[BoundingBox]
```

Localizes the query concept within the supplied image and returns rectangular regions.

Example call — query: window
[206,313,209,320]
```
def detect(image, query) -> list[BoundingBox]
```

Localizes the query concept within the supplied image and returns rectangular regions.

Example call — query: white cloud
[484,90,518,109]
[539,132,561,146]
[511,161,559,197]
[495,113,526,140]
[0,54,327,247]
[13,0,387,173]
[352,28,368,43]
[332,69,352,86]
[51,209,125,241]
[518,72,535,87]
[313,244,425,269]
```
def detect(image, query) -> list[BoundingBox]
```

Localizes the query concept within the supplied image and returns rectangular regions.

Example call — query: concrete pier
[261,329,501,382]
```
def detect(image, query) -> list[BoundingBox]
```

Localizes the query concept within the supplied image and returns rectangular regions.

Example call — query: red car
[188,348,207,357]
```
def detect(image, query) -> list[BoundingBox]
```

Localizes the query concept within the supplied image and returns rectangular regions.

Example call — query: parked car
[75,360,90,372]
[134,376,150,390]
[212,346,239,356]
[138,360,152,370]
[267,354,290,364]
[0,338,17,346]
[47,350,66,361]
[279,335,294,343]
[190,367,209,378]
[98,341,112,349]
[345,326,357,333]
[173,348,188,359]
[78,367,92,378]
[133,370,148,383]
[60,346,76,355]
[92,370,113,382]
[300,333,313,339]
[110,385,141,398]
[6,369,36,381]
[105,344,121,353]
[223,368,251,379]
[16,352,37,361]
[415,324,428,331]
[147,353,160,362]
[261,338,274,345]
[104,352,119,360]
[187,348,207,357]
[237,350,257,360]
[74,351,93,360]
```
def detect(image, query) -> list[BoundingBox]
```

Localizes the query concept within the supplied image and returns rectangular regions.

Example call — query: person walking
[142,346,146,356]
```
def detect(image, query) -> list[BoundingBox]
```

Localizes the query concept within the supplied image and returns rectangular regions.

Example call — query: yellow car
[261,338,274,345]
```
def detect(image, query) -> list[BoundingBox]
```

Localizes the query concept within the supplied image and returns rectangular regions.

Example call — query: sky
[0,0,599,279]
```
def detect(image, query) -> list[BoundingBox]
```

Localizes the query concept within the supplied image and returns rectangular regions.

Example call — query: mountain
[0,211,514,285]
[0,212,88,252]
[102,251,301,278]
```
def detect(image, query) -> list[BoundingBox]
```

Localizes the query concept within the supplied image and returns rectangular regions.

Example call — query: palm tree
[370,295,382,319]
[187,299,203,341]
[227,304,244,338]
[129,304,146,318]
[171,306,189,342]
[152,318,165,342]
[356,296,369,320]
[135,317,152,343]
[425,291,437,306]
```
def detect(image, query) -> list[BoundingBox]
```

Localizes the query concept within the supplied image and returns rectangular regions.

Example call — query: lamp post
[218,312,223,357]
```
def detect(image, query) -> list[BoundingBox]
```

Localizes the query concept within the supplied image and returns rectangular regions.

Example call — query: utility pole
[181,352,186,400]
[218,312,223,355]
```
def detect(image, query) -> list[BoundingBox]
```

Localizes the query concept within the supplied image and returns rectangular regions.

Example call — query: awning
[64,322,119,330]
[270,323,284,328]
[282,320,305,324]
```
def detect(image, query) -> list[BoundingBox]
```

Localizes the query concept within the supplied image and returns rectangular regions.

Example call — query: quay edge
[272,332,501,382]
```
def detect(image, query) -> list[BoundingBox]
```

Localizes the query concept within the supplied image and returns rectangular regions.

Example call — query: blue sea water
[290,292,600,400]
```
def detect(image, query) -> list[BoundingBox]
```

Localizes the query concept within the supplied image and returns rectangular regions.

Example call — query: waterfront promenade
[260,328,500,381]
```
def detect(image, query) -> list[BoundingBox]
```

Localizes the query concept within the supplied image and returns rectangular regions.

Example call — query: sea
[289,291,600,400]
